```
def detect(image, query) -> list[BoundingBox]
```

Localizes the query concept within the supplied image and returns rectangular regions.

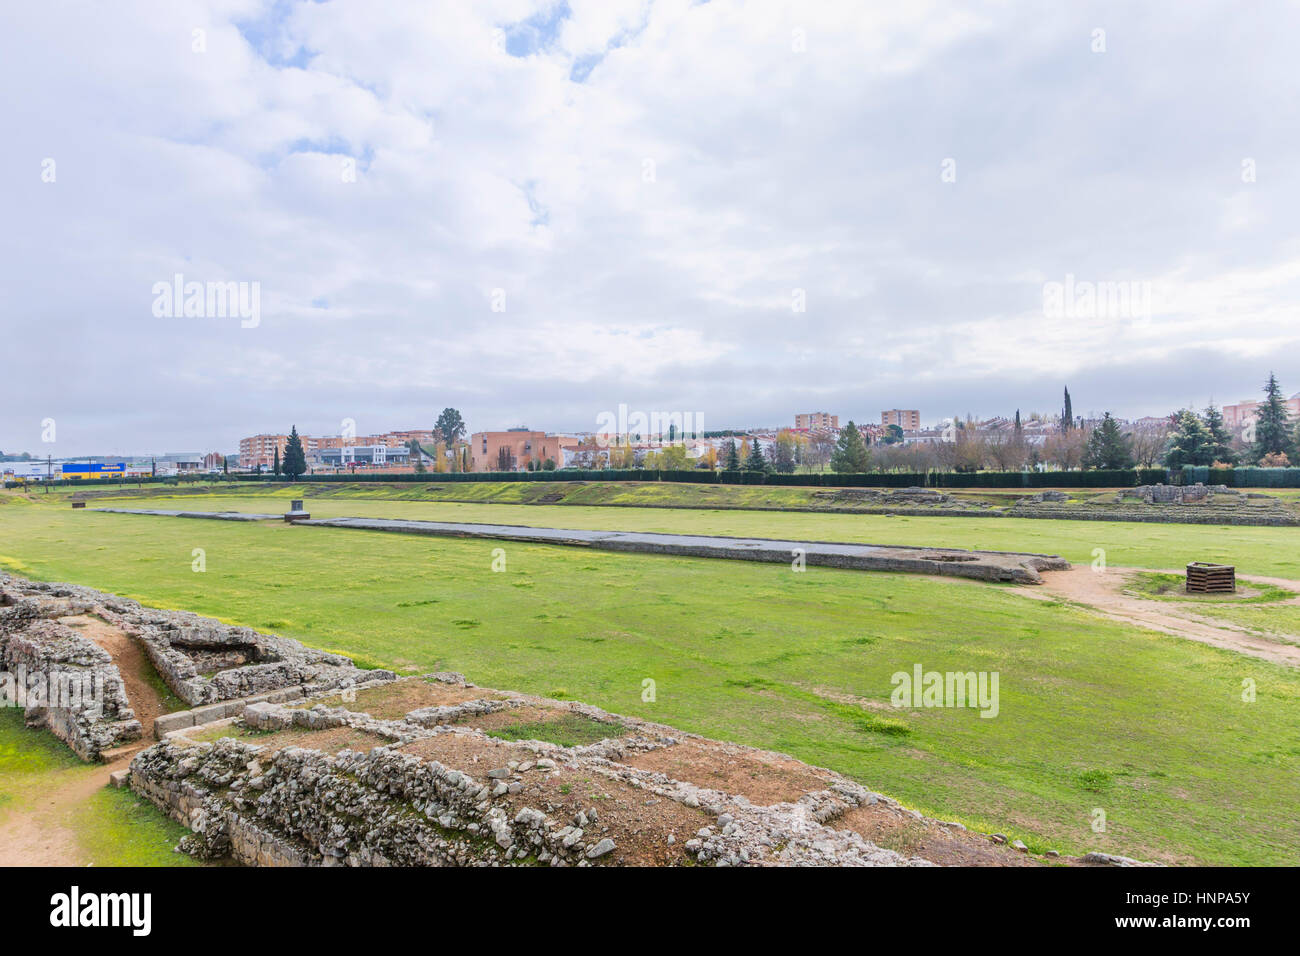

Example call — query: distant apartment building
[790,411,842,429]
[469,430,572,472]
[385,430,436,448]
[1223,395,1300,437]
[240,428,438,469]
[795,412,839,431]
[315,430,434,451]
[239,434,289,470]
[882,409,921,432]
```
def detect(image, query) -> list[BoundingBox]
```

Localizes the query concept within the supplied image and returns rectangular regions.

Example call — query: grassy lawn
[0,710,198,866]
[2,499,1299,864]
[83,488,1300,580]
[1175,602,1300,647]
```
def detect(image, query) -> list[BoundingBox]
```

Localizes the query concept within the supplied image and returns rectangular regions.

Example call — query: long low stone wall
[94,509,1070,583]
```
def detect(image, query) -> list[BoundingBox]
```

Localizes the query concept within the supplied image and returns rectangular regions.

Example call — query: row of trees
[262,376,1297,479]
[818,375,1296,474]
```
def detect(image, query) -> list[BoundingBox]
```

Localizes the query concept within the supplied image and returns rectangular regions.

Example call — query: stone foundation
[0,597,141,761]
[0,572,394,709]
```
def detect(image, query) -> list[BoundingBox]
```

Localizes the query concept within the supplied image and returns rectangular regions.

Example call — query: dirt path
[0,616,166,866]
[65,614,165,738]
[1019,566,1300,667]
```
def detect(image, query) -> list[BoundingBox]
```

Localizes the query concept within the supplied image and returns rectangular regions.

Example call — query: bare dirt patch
[398,730,530,769]
[302,679,510,719]
[189,723,392,756]
[1022,566,1300,667]
[499,766,704,865]
[622,738,836,806]
[834,804,1044,866]
[60,614,168,737]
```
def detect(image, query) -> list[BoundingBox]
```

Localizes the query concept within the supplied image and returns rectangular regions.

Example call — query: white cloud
[2,0,1299,454]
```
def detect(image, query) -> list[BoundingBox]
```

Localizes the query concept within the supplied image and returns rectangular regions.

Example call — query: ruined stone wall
[129,685,925,868]
[0,609,140,761]
[1,573,392,709]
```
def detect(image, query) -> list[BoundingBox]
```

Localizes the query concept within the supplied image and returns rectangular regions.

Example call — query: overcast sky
[3,0,1299,456]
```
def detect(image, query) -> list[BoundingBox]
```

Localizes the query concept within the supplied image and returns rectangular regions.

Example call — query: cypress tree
[283,426,308,480]
[273,446,280,477]
[1062,387,1074,432]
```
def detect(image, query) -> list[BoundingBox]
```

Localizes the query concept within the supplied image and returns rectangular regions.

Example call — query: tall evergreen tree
[830,421,871,473]
[1163,409,1213,468]
[1201,404,1237,465]
[1251,372,1292,462]
[282,426,308,480]
[1083,413,1133,469]
[1061,387,1074,432]
[273,446,280,477]
[724,438,741,471]
[743,437,768,472]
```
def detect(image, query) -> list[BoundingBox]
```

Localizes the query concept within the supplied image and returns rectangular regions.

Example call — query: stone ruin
[815,486,953,506]
[123,611,377,708]
[1118,483,1237,505]
[0,601,141,761]
[127,672,1152,868]
[0,572,392,761]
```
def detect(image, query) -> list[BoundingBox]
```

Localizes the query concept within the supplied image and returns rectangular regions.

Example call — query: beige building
[795,412,839,431]
[238,434,288,470]
[881,409,921,432]
[1223,395,1300,437]
[469,430,571,472]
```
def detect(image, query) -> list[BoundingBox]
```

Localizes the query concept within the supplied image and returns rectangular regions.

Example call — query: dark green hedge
[1182,465,1300,488]
[16,465,1299,490]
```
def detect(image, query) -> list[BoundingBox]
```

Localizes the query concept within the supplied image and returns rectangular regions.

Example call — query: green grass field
[3,493,1299,865]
